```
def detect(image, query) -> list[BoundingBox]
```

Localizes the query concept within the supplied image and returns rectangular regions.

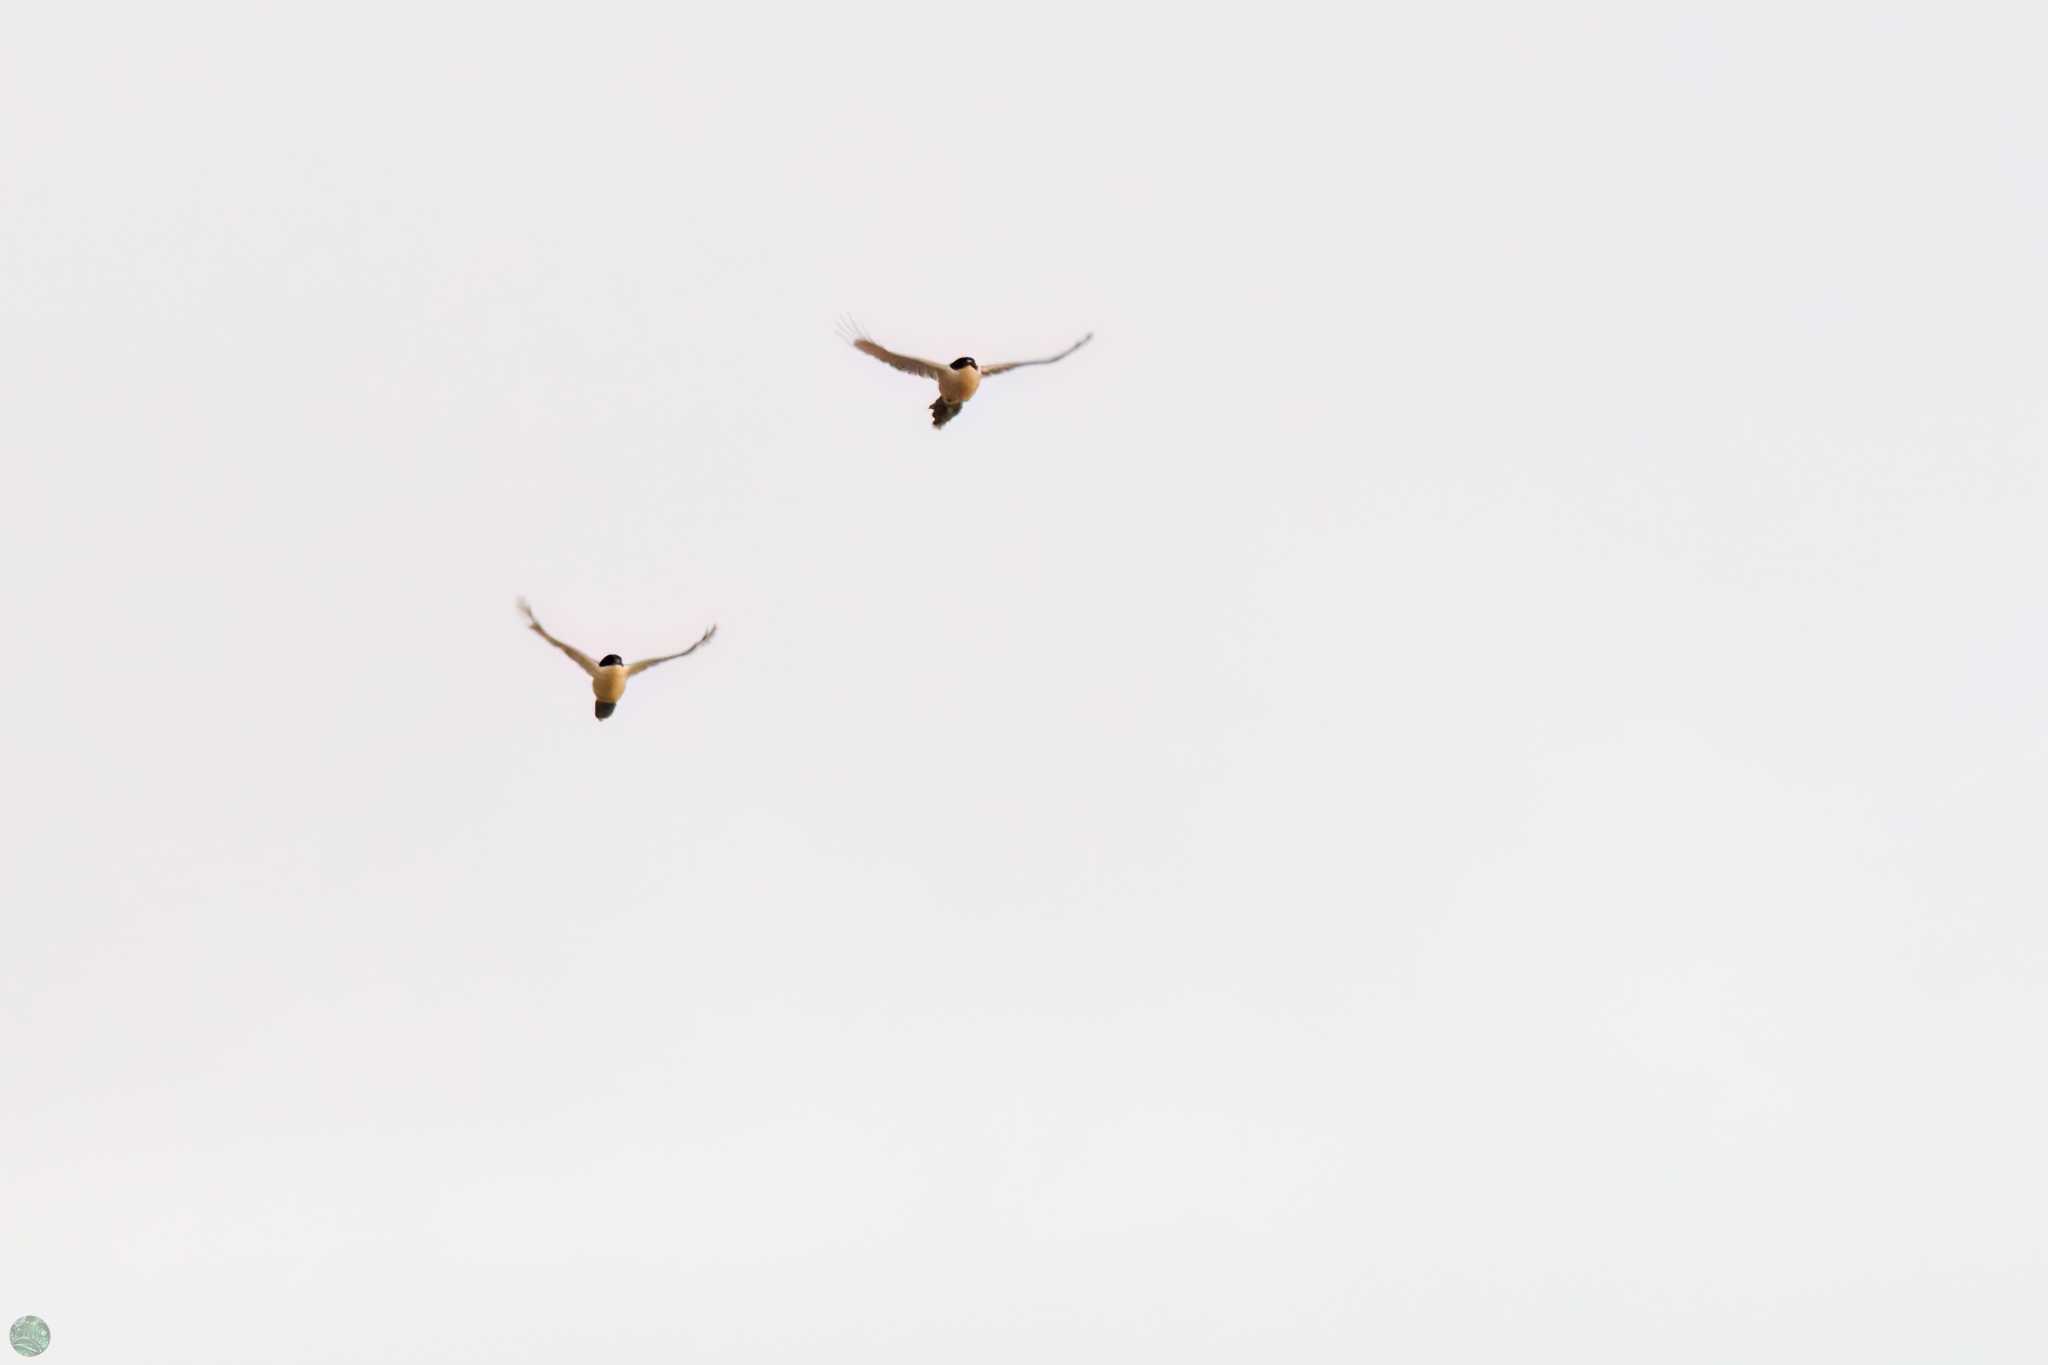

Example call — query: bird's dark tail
[594,700,616,721]
[930,398,962,429]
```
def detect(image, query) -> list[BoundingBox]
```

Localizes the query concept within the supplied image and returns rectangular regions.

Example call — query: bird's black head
[599,654,624,667]
[951,357,977,370]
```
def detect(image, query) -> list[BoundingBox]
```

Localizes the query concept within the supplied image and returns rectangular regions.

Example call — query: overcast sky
[3,4,2045,1362]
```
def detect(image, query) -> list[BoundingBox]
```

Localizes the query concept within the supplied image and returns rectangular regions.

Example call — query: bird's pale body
[937,365,981,405]
[594,664,628,704]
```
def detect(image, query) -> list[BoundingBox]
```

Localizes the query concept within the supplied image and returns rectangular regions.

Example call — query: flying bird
[518,598,717,721]
[840,319,1094,429]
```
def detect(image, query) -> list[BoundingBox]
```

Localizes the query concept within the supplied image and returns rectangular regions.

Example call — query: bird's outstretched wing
[982,332,1095,377]
[629,623,718,676]
[518,598,599,677]
[839,318,945,381]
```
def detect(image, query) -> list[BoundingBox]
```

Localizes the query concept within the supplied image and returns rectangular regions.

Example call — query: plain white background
[3,3,2044,1360]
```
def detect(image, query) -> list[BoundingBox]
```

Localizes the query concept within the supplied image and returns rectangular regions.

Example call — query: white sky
[3,3,2044,1361]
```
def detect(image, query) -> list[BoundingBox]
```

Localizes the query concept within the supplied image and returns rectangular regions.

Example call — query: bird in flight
[840,319,1094,429]
[518,598,717,721]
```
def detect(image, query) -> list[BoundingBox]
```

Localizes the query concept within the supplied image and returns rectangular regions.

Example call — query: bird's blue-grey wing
[628,623,718,676]
[841,319,946,381]
[518,598,600,676]
[982,332,1095,376]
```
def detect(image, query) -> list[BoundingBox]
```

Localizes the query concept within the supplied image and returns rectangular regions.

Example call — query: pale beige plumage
[839,319,1093,428]
[518,598,716,721]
